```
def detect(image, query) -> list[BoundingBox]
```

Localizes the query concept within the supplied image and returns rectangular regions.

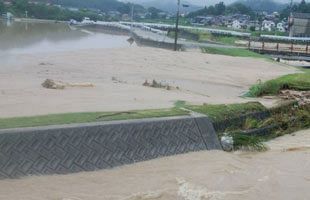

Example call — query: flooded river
[0,20,132,62]
[0,129,309,200]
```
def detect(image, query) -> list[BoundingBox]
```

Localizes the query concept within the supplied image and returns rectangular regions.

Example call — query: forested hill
[50,0,138,12]
[237,0,285,13]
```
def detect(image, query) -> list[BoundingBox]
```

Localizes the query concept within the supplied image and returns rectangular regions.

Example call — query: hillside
[238,0,286,12]
[50,0,138,12]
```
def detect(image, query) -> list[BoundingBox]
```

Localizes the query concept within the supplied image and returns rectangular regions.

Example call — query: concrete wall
[131,32,183,50]
[79,24,183,50]
[0,116,221,179]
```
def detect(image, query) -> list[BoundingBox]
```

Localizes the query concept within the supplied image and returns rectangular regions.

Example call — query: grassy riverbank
[185,102,266,121]
[202,47,266,58]
[246,71,310,97]
[0,102,265,129]
[0,108,189,130]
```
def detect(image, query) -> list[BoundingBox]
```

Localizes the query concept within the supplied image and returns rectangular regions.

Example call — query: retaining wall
[0,116,221,179]
[131,32,183,50]
[79,24,183,50]
[80,24,130,35]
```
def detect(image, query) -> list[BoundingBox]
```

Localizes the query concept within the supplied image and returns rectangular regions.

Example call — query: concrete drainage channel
[0,116,222,179]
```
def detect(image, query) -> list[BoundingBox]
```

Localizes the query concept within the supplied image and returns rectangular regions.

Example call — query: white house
[81,17,94,24]
[262,20,275,32]
[276,22,285,32]
[232,20,241,29]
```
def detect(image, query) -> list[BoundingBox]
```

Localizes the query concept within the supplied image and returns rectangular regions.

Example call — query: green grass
[137,17,190,26]
[188,30,240,45]
[246,72,310,97]
[201,47,266,58]
[0,101,267,130]
[214,36,238,45]
[224,103,310,151]
[185,102,266,121]
[0,108,189,130]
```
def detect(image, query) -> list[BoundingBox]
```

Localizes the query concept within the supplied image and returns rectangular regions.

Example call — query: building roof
[292,13,310,19]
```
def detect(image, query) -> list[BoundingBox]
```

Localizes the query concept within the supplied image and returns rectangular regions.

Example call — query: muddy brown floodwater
[0,129,309,200]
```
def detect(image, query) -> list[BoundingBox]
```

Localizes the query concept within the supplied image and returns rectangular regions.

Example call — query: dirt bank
[0,47,297,117]
[0,129,309,200]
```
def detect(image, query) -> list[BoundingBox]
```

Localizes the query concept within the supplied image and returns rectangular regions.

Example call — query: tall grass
[231,133,267,151]
[246,72,310,97]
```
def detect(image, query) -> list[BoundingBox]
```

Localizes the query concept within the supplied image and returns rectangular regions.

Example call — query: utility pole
[130,4,134,32]
[289,0,294,37]
[174,0,180,51]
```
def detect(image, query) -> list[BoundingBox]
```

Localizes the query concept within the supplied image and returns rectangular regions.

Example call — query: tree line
[280,0,310,19]
[187,2,255,19]
[0,0,146,21]
[188,0,310,20]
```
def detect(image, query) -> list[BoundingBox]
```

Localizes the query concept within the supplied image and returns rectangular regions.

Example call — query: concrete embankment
[14,18,67,23]
[0,116,221,179]
[79,22,184,50]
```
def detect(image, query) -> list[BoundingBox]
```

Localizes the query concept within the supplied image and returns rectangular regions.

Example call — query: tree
[280,0,310,19]
[147,7,162,19]
[214,2,226,15]
[226,3,253,15]
[117,3,131,14]
[0,0,6,14]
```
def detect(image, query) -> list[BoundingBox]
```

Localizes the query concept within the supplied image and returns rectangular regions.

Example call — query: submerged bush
[231,132,267,151]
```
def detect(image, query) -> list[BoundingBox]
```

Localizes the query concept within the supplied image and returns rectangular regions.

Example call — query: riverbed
[0,20,298,117]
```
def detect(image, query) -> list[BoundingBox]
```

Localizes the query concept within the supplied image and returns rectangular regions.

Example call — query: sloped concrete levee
[0,116,221,179]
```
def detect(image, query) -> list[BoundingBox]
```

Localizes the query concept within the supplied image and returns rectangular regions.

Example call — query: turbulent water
[0,130,309,200]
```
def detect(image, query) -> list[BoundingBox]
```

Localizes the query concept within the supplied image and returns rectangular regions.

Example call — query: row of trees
[280,0,310,18]
[188,0,310,20]
[0,0,166,21]
[0,0,6,14]
[0,0,109,21]
[188,2,254,18]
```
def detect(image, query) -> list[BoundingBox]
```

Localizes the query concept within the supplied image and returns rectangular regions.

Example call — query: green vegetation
[185,102,266,121]
[138,17,190,26]
[243,118,259,129]
[167,29,245,47]
[231,133,267,151]
[266,103,310,137]
[201,47,266,58]
[188,2,254,19]
[0,0,108,21]
[222,103,310,151]
[195,31,239,44]
[0,101,266,129]
[280,0,310,19]
[220,103,310,151]
[251,30,288,37]
[0,108,189,129]
[246,72,310,97]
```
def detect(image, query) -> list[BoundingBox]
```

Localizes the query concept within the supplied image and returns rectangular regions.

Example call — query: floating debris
[42,79,65,90]
[142,79,179,91]
[279,90,310,106]
[42,79,94,90]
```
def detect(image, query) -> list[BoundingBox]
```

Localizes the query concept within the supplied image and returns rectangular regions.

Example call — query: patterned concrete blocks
[0,116,221,179]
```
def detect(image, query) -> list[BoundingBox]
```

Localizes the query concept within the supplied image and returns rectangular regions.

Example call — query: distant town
[1,0,310,37]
